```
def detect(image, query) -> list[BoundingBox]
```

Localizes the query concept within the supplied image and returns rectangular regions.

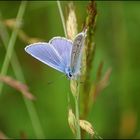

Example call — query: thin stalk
[57,1,81,138]
[57,0,67,37]
[12,57,45,139]
[0,1,26,93]
[0,2,45,138]
[74,81,81,139]
[56,0,71,111]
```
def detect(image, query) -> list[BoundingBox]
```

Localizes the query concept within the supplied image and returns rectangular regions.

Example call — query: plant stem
[57,0,67,37]
[57,0,72,113]
[74,81,81,139]
[0,2,45,138]
[0,1,26,94]
[57,1,81,138]
[75,98,81,139]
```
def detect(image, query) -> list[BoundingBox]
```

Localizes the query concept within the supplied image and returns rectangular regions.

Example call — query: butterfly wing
[25,42,65,73]
[70,31,87,74]
[49,37,73,66]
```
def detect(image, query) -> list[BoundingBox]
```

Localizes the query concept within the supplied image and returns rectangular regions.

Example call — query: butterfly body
[25,30,87,79]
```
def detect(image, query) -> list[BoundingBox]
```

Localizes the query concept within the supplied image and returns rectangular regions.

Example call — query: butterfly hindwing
[49,37,73,66]
[25,42,65,73]
[70,31,86,74]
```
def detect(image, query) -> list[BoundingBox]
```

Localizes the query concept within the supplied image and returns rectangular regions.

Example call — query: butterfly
[25,29,87,79]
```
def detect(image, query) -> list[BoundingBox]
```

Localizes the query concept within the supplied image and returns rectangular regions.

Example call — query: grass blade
[0,1,45,138]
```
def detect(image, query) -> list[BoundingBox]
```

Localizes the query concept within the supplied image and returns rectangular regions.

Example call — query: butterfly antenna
[47,74,65,85]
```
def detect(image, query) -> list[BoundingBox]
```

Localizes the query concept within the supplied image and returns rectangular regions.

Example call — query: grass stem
[57,0,67,37]
[74,81,81,139]
[0,2,45,138]
[0,1,26,94]
[57,1,81,138]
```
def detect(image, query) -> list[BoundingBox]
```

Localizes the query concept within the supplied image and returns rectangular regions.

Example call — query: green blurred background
[0,1,140,139]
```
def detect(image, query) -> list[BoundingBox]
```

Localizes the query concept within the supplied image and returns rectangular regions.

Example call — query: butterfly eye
[66,72,73,79]
[68,72,72,78]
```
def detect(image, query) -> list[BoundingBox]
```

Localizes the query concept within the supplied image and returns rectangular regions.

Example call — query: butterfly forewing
[25,42,65,73]
[49,37,73,66]
[70,31,86,74]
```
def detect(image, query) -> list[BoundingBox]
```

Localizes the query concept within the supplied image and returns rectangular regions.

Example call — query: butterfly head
[65,67,73,79]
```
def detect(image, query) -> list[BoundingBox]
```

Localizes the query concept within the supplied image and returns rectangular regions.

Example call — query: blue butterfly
[25,30,87,79]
